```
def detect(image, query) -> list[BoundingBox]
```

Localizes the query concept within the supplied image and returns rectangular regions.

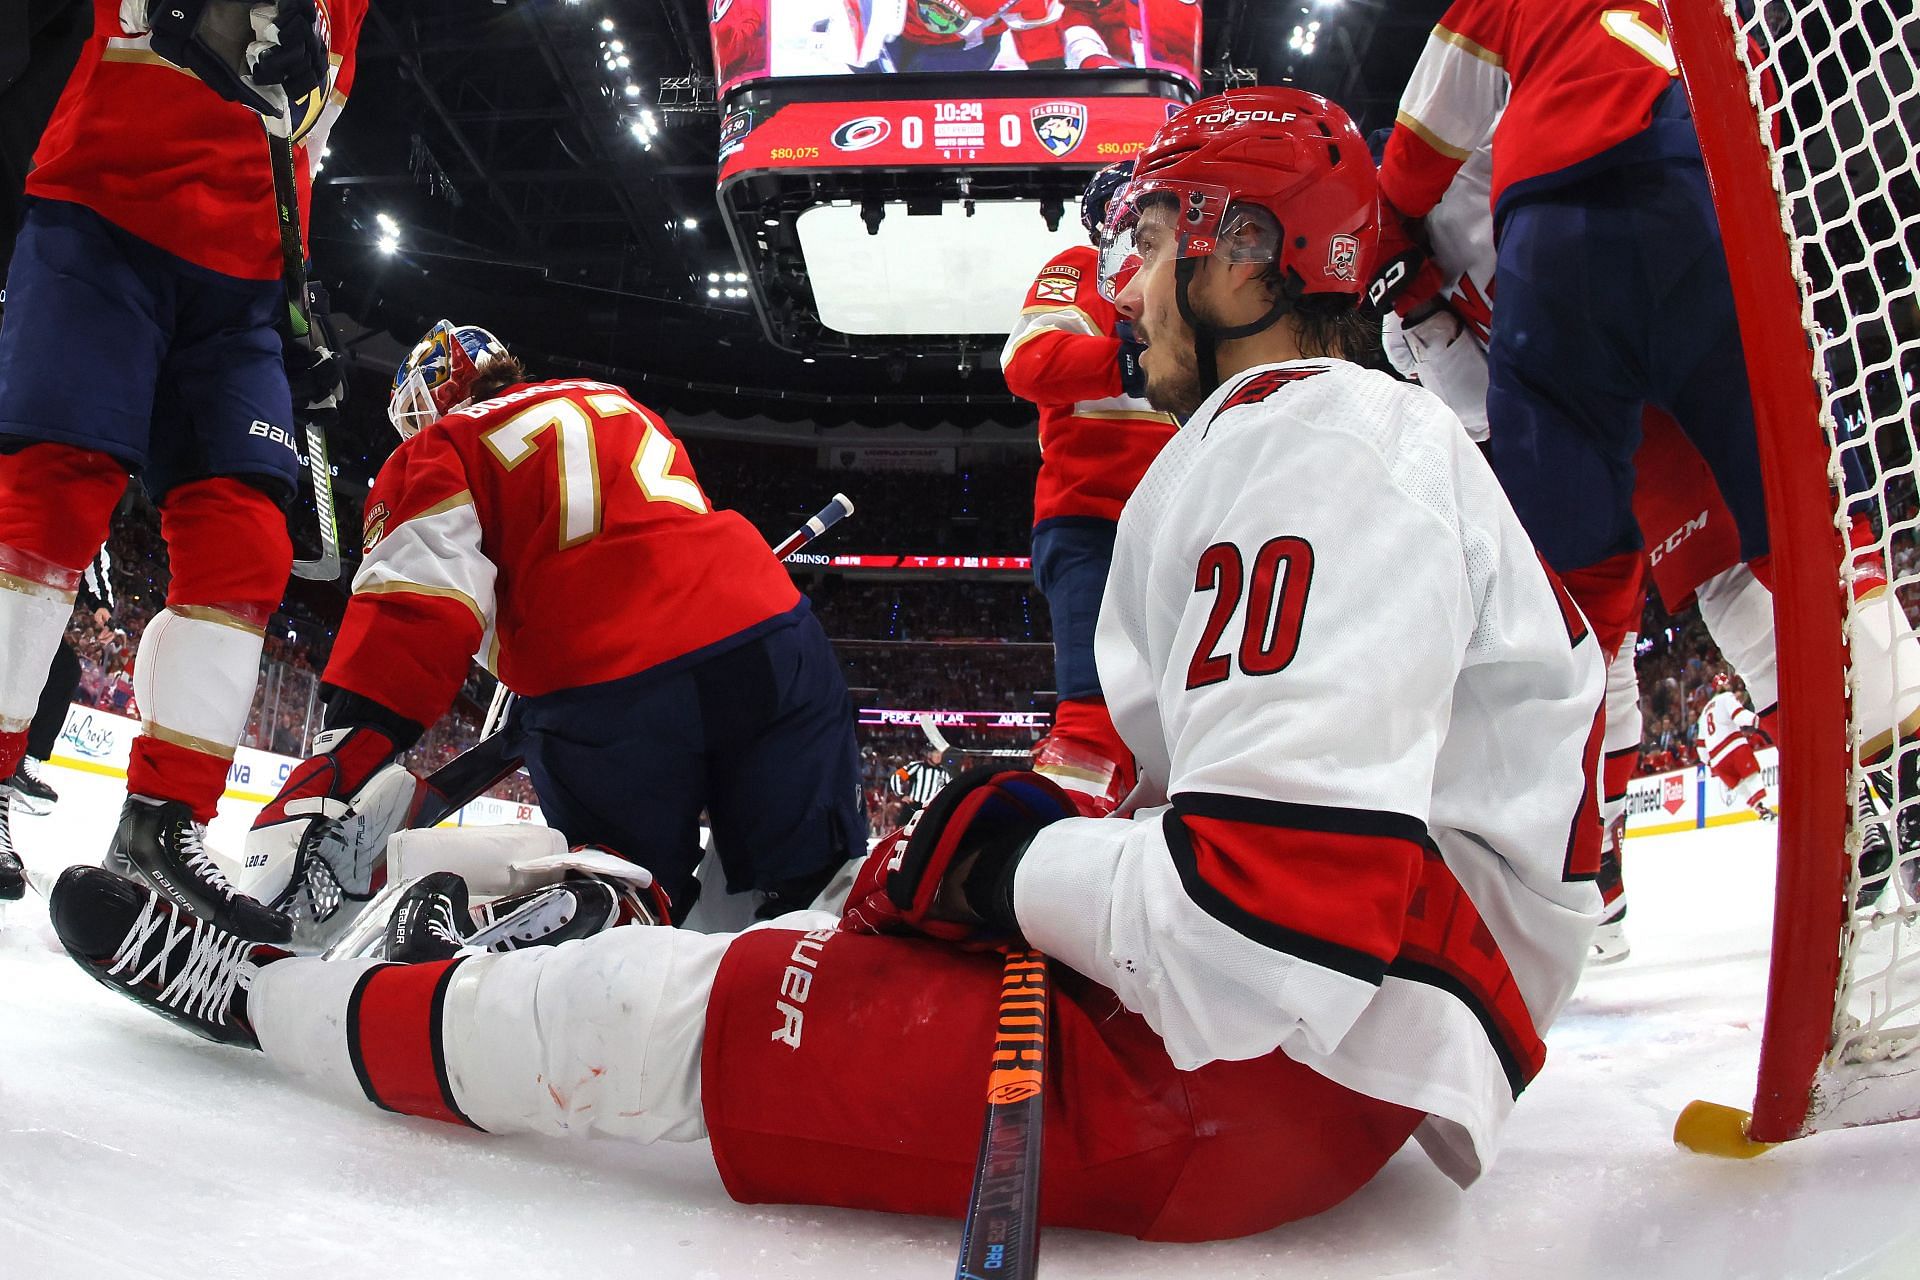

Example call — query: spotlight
[682,216,699,230]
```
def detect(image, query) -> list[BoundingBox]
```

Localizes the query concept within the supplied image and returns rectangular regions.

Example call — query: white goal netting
[1707,0,1920,1128]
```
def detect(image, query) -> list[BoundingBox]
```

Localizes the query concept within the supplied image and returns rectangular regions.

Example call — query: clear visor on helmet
[1097,177,1278,301]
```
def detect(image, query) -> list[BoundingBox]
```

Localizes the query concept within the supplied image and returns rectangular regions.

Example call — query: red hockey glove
[1367,208,1447,320]
[841,768,1078,944]
[242,725,410,925]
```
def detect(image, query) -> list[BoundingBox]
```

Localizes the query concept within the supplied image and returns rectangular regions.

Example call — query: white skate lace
[426,896,466,947]
[106,894,254,1026]
[175,821,241,904]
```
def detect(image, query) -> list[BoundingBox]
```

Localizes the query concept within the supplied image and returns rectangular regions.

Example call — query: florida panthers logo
[1327,233,1360,282]
[1030,102,1087,158]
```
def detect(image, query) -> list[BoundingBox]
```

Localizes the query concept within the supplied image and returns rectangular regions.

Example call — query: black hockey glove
[245,0,331,141]
[283,281,344,414]
[145,0,329,141]
[1116,319,1148,399]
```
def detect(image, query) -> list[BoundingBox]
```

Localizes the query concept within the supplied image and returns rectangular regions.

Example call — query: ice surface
[5,762,1920,1279]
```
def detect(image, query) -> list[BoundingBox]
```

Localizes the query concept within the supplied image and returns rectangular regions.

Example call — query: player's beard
[1137,312,1208,420]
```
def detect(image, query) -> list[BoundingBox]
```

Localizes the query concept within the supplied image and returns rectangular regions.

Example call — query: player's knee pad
[158,476,294,625]
[0,441,127,569]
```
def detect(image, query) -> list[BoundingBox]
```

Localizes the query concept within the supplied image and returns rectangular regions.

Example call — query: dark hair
[1254,260,1382,366]
[1291,293,1383,365]
[469,353,529,402]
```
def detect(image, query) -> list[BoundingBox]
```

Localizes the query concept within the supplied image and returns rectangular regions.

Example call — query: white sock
[251,955,388,1105]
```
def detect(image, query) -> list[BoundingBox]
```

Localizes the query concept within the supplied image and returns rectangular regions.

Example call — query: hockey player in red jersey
[236,323,867,932]
[1378,0,1771,672]
[708,0,767,88]
[48,88,1604,1242]
[1001,161,1177,812]
[0,0,363,920]
[1695,673,1774,821]
[1369,115,1778,965]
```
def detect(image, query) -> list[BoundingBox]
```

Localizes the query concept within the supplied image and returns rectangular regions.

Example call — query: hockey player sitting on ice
[1001,159,1178,813]
[46,88,1606,1242]
[0,0,363,915]
[1694,673,1774,824]
[233,322,867,936]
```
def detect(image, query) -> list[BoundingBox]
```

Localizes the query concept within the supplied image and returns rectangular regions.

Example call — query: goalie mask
[1096,87,1381,387]
[388,320,512,439]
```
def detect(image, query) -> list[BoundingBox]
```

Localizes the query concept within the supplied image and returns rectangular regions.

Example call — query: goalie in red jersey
[234,322,867,933]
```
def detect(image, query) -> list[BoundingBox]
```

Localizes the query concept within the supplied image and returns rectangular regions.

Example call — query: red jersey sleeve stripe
[1164,793,1432,984]
[346,960,482,1130]
[1391,851,1548,1096]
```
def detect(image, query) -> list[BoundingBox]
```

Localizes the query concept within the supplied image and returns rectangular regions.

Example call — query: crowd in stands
[809,577,1049,643]
[691,438,1040,556]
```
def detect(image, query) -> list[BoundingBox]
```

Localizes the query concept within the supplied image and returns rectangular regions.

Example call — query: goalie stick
[956,949,1050,1280]
[267,130,343,582]
[407,492,857,829]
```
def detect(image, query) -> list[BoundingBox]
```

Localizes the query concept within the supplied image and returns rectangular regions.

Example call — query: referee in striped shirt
[889,743,953,820]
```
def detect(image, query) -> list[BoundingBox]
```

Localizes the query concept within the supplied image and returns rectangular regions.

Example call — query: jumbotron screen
[710,0,1203,96]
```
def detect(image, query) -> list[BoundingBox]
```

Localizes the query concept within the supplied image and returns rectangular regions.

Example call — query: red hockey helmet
[1098,87,1381,304]
[388,320,513,439]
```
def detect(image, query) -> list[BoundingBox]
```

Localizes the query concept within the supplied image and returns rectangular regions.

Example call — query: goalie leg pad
[702,929,1422,1242]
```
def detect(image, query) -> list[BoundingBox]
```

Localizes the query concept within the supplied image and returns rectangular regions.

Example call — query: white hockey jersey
[1013,359,1605,1187]
[1695,689,1759,769]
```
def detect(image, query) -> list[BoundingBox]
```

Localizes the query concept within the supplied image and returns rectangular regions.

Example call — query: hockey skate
[8,757,57,816]
[49,865,287,1048]
[384,870,641,964]
[0,801,23,901]
[1589,903,1630,966]
[1856,774,1895,910]
[106,796,291,943]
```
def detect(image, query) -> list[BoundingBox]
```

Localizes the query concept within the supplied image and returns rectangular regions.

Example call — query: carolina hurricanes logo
[1327,233,1359,282]
[831,116,892,151]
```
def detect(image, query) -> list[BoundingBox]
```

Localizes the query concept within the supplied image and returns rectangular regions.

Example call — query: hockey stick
[956,949,1050,1280]
[266,130,342,582]
[771,492,855,560]
[408,492,858,829]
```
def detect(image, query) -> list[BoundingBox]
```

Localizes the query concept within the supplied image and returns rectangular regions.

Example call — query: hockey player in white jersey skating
[47,87,1604,1240]
[1695,673,1774,821]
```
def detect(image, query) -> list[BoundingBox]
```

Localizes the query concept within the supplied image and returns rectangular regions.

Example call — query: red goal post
[1665,0,1920,1145]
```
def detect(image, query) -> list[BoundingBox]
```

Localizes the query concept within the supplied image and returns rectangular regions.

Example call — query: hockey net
[1666,0,1920,1142]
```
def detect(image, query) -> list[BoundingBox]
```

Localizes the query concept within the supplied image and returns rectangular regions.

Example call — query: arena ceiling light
[374,211,401,254]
